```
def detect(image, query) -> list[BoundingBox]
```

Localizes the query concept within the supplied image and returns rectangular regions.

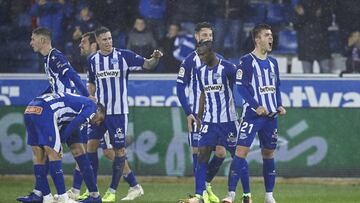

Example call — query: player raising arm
[86,26,162,203]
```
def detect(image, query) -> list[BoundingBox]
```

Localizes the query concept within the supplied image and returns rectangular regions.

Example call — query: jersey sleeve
[176,58,193,116]
[273,58,283,107]
[87,57,96,84]
[51,51,72,76]
[121,49,145,71]
[236,58,260,110]
[224,61,237,84]
[61,100,97,141]
[176,58,192,85]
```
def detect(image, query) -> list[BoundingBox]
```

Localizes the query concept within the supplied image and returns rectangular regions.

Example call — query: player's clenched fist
[256,106,268,116]
[277,106,286,115]
[151,49,163,58]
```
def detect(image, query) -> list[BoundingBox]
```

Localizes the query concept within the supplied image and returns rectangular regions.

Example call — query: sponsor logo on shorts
[96,70,120,79]
[24,106,43,115]
[259,85,276,94]
[204,84,223,93]
[227,132,237,147]
[239,133,247,140]
[115,128,125,139]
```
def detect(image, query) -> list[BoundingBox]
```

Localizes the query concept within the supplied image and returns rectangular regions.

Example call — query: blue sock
[75,154,98,193]
[123,171,138,187]
[206,155,225,182]
[110,156,126,190]
[192,154,198,174]
[72,169,83,190]
[49,160,66,195]
[263,158,276,192]
[34,164,50,196]
[195,162,208,195]
[228,156,250,193]
[87,152,98,183]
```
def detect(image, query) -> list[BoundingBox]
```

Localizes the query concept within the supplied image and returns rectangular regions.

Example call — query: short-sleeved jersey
[44,48,77,93]
[87,48,145,115]
[31,92,97,130]
[236,53,282,116]
[176,51,202,115]
[197,59,238,123]
[176,51,224,116]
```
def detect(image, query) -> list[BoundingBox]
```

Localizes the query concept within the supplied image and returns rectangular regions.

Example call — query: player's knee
[87,139,100,153]
[198,147,211,163]
[261,148,274,159]
[214,146,226,158]
[235,146,250,158]
[103,149,115,160]
[31,146,46,164]
[44,147,61,161]
[70,143,86,157]
[115,148,126,157]
[192,147,199,154]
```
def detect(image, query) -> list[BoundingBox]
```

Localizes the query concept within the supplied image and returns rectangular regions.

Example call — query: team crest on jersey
[204,84,224,93]
[111,58,119,64]
[213,73,221,80]
[236,69,243,80]
[178,67,185,77]
[24,106,43,115]
[270,71,275,79]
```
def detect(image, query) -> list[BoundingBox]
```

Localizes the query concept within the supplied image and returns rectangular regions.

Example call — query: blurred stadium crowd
[0,0,359,74]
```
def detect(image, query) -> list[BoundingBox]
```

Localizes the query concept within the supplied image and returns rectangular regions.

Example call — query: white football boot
[121,184,144,200]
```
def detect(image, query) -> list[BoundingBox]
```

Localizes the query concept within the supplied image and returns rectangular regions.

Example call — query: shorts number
[240,122,254,134]
[200,124,208,133]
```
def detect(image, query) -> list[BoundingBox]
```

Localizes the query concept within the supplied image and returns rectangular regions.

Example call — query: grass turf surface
[1,176,360,203]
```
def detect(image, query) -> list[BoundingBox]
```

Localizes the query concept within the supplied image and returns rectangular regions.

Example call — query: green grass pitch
[1,175,360,203]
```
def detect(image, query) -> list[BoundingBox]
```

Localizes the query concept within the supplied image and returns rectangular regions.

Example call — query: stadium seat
[273,29,298,55]
[245,3,267,25]
[265,3,286,25]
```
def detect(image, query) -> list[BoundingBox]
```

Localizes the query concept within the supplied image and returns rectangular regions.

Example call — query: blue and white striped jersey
[176,51,202,115]
[176,51,225,116]
[236,53,282,117]
[87,48,145,115]
[35,92,97,130]
[44,48,77,93]
[197,59,238,123]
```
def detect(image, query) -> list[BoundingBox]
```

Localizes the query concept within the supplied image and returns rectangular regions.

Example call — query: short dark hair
[195,22,214,33]
[32,27,52,39]
[96,102,105,115]
[94,26,111,38]
[82,32,96,44]
[251,24,272,44]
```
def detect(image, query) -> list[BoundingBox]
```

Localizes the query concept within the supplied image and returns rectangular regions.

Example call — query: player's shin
[109,155,126,190]
[87,151,98,183]
[263,158,276,192]
[49,160,66,195]
[34,164,51,196]
[75,154,99,196]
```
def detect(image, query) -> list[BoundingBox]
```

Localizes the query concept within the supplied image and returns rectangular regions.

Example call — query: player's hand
[187,114,198,133]
[256,106,268,116]
[277,106,286,116]
[150,49,163,59]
